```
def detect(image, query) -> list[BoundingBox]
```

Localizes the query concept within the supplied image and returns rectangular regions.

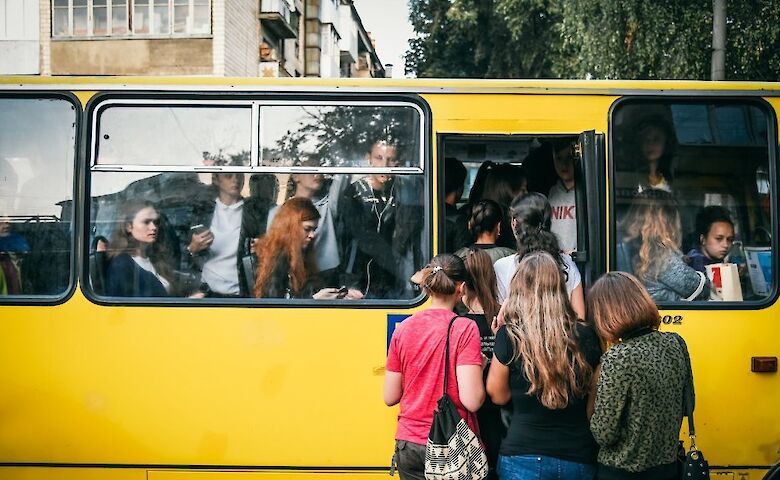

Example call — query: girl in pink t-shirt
[384,253,485,480]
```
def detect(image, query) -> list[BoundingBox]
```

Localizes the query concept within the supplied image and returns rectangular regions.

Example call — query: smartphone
[336,285,348,298]
[190,224,208,235]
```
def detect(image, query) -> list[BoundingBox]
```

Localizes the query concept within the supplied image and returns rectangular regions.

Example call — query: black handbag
[424,316,488,480]
[674,334,710,480]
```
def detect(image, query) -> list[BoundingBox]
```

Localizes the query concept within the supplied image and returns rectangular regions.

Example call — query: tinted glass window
[88,100,427,303]
[612,100,774,304]
[260,104,422,169]
[0,97,77,298]
[96,105,252,167]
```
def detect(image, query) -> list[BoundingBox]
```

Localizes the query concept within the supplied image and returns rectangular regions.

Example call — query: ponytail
[419,253,469,296]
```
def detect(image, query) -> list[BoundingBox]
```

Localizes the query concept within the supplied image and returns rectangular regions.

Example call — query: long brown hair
[502,251,591,409]
[107,199,173,282]
[621,189,681,279]
[587,271,660,343]
[417,253,469,297]
[254,197,320,298]
[463,248,500,322]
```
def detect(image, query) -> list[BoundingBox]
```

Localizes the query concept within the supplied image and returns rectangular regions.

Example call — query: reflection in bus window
[260,105,421,168]
[88,100,427,302]
[0,97,76,298]
[96,105,252,167]
[612,100,774,303]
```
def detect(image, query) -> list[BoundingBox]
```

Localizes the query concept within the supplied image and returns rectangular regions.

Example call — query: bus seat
[89,251,108,296]
[16,218,71,295]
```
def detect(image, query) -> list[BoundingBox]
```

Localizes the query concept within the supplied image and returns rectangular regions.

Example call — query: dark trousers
[394,440,426,480]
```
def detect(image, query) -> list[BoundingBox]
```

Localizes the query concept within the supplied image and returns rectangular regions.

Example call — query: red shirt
[386,308,483,445]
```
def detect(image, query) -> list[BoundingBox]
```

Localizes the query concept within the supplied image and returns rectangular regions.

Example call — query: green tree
[406,0,780,81]
[405,0,564,78]
[558,0,713,79]
[725,0,780,81]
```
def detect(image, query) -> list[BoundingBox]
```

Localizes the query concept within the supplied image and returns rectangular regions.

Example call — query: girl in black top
[487,251,602,480]
[462,247,503,480]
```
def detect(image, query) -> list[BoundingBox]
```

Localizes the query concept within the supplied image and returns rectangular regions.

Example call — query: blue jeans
[498,454,596,480]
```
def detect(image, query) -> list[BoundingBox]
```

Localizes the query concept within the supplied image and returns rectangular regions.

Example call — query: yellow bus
[0,77,777,480]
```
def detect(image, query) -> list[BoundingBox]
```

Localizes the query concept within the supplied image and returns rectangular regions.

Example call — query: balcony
[260,0,297,39]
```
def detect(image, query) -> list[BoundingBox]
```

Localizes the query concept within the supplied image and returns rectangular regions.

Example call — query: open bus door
[573,129,606,288]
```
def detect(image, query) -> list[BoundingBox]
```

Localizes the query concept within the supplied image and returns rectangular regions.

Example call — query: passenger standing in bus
[384,253,485,480]
[587,272,689,480]
[685,205,735,272]
[106,200,177,297]
[633,116,676,194]
[254,197,359,299]
[619,190,709,302]
[487,251,600,480]
[187,171,270,297]
[548,140,578,254]
[454,199,515,264]
[342,138,419,298]
[462,247,504,480]
[480,163,528,249]
[267,158,346,286]
[494,192,585,319]
[444,156,470,252]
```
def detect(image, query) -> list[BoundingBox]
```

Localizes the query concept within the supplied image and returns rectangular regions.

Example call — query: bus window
[0,96,76,300]
[611,99,774,304]
[260,104,422,169]
[95,104,252,167]
[87,98,427,303]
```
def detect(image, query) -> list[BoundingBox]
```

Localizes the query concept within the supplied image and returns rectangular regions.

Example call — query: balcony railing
[260,0,297,39]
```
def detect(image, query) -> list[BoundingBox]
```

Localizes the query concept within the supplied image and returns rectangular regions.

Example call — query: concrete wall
[0,0,40,74]
[223,0,259,76]
[50,38,213,75]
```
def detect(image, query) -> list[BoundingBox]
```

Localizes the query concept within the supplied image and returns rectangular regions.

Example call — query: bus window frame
[0,91,81,306]
[81,91,433,308]
[607,95,779,310]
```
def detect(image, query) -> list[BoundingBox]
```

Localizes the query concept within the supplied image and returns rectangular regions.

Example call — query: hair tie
[431,266,443,273]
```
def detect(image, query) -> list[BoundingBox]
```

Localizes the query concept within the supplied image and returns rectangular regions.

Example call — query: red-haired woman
[254,197,361,299]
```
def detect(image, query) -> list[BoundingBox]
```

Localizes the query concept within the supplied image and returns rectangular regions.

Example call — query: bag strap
[442,315,460,396]
[673,332,697,448]
[683,270,707,301]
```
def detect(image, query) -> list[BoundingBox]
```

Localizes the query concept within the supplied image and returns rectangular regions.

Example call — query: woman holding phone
[254,197,362,300]
[187,170,269,297]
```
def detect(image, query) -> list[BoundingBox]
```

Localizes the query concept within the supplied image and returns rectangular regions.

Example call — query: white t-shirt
[548,180,577,254]
[494,253,581,304]
[201,198,243,295]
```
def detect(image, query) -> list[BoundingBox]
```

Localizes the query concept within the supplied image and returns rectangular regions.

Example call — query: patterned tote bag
[424,316,488,480]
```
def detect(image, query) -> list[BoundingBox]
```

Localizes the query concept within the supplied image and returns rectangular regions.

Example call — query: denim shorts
[498,454,597,480]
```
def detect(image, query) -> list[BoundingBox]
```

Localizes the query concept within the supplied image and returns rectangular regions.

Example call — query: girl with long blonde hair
[486,251,601,480]
[620,189,709,302]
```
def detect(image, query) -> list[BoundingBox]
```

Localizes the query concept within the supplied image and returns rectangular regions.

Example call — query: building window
[51,0,210,38]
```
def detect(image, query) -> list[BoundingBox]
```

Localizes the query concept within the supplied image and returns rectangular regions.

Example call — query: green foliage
[266,106,419,167]
[725,0,780,81]
[406,0,564,78]
[406,0,780,80]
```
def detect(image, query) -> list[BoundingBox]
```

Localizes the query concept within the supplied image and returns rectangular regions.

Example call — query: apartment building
[0,0,384,78]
